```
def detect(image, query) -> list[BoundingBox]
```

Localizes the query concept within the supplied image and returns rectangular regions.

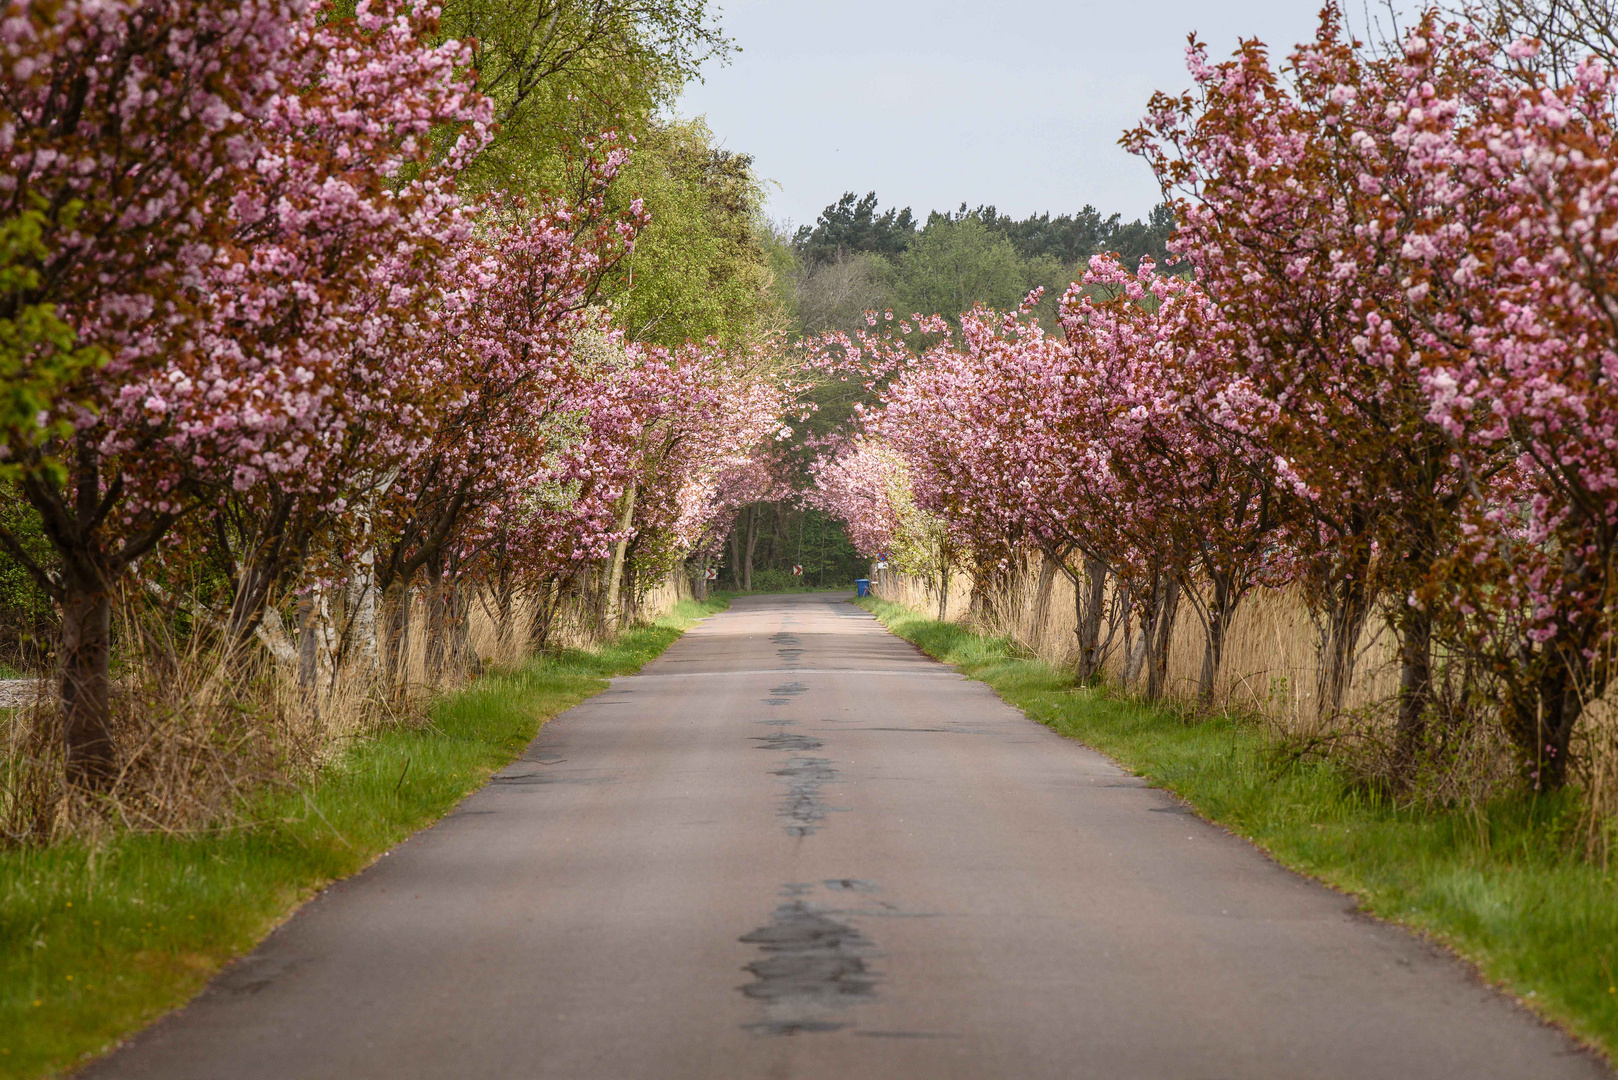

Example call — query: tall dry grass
[877,564,1396,722]
[873,561,1618,823]
[0,573,693,845]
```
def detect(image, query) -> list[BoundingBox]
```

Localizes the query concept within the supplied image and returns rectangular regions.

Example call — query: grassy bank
[859,596,1618,1061]
[0,598,725,1079]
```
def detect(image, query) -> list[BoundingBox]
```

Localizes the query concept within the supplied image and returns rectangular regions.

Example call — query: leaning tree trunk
[602,483,638,636]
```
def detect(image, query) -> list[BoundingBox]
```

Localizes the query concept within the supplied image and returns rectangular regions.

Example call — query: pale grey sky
[676,2,1377,230]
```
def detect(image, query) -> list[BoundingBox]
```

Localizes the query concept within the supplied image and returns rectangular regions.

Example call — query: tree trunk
[603,483,638,635]
[743,505,758,592]
[60,577,115,789]
[7,434,179,790]
[493,570,515,659]
[424,552,446,682]
[1196,575,1235,713]
[253,606,299,667]
[1395,602,1433,767]
[296,589,319,716]
[382,578,412,688]
[221,494,297,663]
[730,520,743,590]
[1514,661,1581,790]
[1314,568,1372,723]
[968,569,990,628]
[622,554,642,625]
[1146,575,1181,702]
[528,579,561,652]
[450,575,474,675]
[1125,630,1149,689]
[1031,551,1059,647]
[345,549,380,674]
[937,561,950,622]
[1074,555,1109,681]
[1120,584,1140,687]
[1126,575,1163,692]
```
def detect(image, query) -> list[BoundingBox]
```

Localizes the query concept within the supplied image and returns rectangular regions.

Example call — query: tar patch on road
[772,631,804,665]
[752,734,823,752]
[774,757,836,836]
[738,896,877,1035]
[763,681,805,707]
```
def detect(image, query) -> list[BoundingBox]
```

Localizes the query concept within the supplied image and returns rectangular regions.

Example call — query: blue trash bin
[855,578,870,597]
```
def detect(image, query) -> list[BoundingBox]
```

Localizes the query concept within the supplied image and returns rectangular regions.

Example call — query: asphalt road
[86,592,1610,1079]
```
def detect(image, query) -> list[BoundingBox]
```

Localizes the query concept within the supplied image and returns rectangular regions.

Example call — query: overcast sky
[676,2,1380,230]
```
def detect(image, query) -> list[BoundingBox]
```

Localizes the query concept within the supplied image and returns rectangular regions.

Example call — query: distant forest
[779,191,1179,338]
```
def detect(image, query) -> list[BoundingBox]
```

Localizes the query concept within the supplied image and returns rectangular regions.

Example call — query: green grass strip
[0,597,726,1079]
[860,596,1618,1062]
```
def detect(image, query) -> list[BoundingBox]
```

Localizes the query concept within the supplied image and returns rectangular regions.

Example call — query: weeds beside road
[859,596,1618,1064]
[0,598,725,1080]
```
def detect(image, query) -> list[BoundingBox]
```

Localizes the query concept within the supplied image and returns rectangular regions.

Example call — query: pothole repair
[738,900,877,1035]
[775,756,836,836]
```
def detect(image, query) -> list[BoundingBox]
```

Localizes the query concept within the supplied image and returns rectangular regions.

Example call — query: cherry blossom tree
[0,0,309,784]
[373,162,645,682]
[611,338,790,613]
[683,453,791,596]
[809,436,951,602]
[1127,7,1505,739]
[1061,256,1291,707]
[167,0,492,664]
[1399,33,1618,786]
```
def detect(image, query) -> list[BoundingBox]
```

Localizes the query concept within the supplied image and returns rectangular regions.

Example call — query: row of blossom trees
[0,0,786,787]
[811,4,1618,790]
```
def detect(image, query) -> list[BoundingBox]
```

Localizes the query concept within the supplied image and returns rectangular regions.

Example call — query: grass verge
[859,596,1618,1061]
[0,597,726,1079]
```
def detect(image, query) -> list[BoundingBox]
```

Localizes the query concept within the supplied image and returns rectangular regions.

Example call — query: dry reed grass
[0,574,692,846]
[878,564,1406,729]
[874,561,1618,821]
